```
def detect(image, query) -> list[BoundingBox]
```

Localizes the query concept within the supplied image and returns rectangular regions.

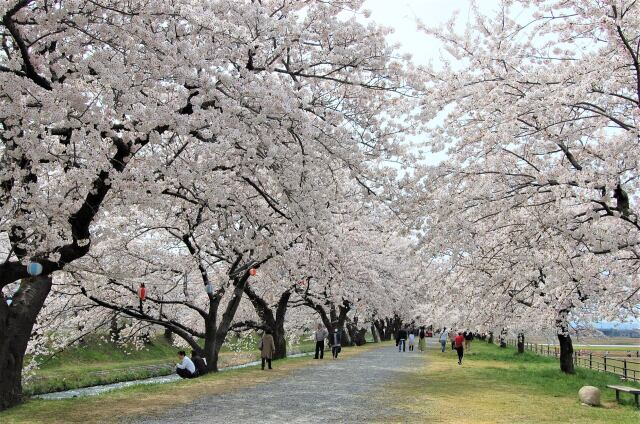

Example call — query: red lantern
[249,268,257,276]
[138,283,146,301]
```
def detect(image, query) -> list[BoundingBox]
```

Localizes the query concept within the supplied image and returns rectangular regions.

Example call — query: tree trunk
[272,324,287,360]
[488,331,494,344]
[346,317,367,346]
[558,333,575,374]
[109,313,119,342]
[374,319,387,341]
[517,332,525,354]
[203,310,218,372]
[212,274,252,370]
[499,328,507,348]
[333,301,353,346]
[371,322,380,343]
[0,276,52,411]
[340,327,352,346]
[163,327,173,344]
[386,315,402,341]
[243,285,291,360]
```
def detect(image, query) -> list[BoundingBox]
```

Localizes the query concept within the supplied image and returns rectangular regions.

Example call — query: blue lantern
[27,262,43,276]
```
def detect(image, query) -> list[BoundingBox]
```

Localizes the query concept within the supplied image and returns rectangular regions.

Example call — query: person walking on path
[408,331,416,351]
[464,330,474,352]
[454,331,465,365]
[418,327,426,352]
[449,329,456,350]
[331,329,342,359]
[260,330,276,370]
[439,328,449,352]
[175,351,197,378]
[396,326,408,352]
[314,324,328,359]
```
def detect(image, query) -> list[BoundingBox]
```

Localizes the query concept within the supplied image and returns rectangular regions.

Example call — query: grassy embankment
[1,343,383,424]
[383,341,640,424]
[25,335,315,396]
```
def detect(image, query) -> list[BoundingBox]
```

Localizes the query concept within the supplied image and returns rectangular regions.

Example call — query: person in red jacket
[454,331,465,365]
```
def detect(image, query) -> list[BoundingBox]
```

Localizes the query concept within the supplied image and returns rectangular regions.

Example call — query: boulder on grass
[578,386,601,406]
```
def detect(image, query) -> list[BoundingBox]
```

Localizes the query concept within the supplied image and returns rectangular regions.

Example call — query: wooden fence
[505,339,640,382]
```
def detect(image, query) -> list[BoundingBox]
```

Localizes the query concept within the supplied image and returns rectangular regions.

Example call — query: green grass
[536,345,640,352]
[528,337,640,346]
[469,344,640,398]
[382,342,640,423]
[24,334,317,396]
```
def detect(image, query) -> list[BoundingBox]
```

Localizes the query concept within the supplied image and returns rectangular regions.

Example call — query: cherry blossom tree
[415,0,640,373]
[0,0,421,408]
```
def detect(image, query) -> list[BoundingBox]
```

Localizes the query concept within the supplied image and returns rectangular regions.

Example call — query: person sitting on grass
[176,350,197,378]
[191,350,208,376]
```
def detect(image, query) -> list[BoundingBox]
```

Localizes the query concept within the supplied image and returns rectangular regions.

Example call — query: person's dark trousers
[332,346,340,358]
[176,368,195,379]
[456,347,464,364]
[315,340,325,359]
[398,339,406,352]
[262,357,272,370]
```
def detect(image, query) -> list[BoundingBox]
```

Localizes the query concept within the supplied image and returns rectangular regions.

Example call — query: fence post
[547,345,550,356]
[574,351,578,367]
[604,356,607,372]
[623,360,628,380]
[589,352,592,369]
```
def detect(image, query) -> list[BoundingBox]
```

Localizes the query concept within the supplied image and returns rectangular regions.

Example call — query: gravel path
[131,344,426,423]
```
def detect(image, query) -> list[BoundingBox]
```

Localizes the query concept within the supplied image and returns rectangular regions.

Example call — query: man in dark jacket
[331,329,342,359]
[191,350,208,377]
[396,327,408,352]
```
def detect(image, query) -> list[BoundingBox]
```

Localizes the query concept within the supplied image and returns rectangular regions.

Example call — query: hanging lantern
[249,268,257,276]
[138,283,146,301]
[205,283,213,294]
[27,262,43,276]
[6,284,20,305]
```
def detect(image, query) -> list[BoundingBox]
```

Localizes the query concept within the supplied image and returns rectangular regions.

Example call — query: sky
[363,0,500,65]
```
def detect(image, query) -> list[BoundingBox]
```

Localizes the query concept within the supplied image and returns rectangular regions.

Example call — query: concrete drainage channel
[34,352,314,400]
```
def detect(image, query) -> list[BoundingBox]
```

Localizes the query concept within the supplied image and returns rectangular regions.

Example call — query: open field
[510,341,640,381]
[528,337,640,347]
[381,341,640,424]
